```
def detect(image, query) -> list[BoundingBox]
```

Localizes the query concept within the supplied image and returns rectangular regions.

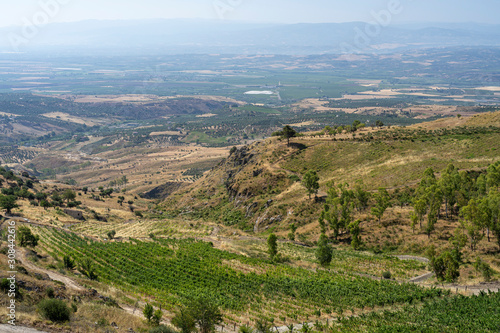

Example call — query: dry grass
[466,110,500,127]
[55,93,246,105]
[41,112,105,126]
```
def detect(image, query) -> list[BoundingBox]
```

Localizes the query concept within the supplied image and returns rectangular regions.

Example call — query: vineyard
[66,218,427,280]
[34,226,444,324]
[330,291,500,332]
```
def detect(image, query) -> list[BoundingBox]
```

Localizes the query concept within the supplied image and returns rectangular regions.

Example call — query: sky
[0,0,499,27]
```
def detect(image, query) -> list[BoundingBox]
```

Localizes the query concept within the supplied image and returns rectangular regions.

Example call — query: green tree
[461,199,485,251]
[277,125,298,146]
[315,233,333,267]
[288,223,297,241]
[18,226,39,247]
[348,220,362,250]
[486,161,500,190]
[417,168,437,196]
[474,257,493,282]
[486,190,500,250]
[51,192,63,207]
[186,296,223,333]
[353,180,370,211]
[0,194,18,214]
[172,307,196,333]
[395,186,413,208]
[107,230,116,240]
[267,233,278,260]
[40,199,51,210]
[413,197,427,229]
[371,187,391,223]
[321,183,354,240]
[144,303,154,323]
[438,164,460,218]
[302,170,320,200]
[428,247,460,282]
[35,192,48,202]
[62,189,76,203]
[425,185,443,238]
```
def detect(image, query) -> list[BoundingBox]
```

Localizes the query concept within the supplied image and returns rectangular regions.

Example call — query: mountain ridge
[2,19,499,55]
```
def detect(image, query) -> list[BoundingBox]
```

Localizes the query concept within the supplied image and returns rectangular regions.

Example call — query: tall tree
[353,180,370,211]
[438,164,460,218]
[321,183,354,240]
[143,303,154,323]
[348,220,362,250]
[62,189,76,203]
[302,170,320,200]
[371,188,391,223]
[0,194,18,214]
[460,199,485,251]
[172,307,196,333]
[18,226,39,247]
[412,197,427,229]
[487,190,500,250]
[315,233,333,267]
[425,185,443,238]
[273,125,297,146]
[186,296,223,333]
[267,233,278,261]
[486,161,500,190]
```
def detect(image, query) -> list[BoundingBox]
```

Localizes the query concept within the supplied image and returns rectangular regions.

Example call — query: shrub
[63,255,75,270]
[382,271,392,279]
[46,287,55,298]
[150,325,178,333]
[38,299,71,322]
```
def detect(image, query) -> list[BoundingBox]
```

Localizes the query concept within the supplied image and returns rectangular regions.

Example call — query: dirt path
[410,272,435,283]
[0,325,49,333]
[394,255,429,263]
[19,247,144,318]
[6,218,144,320]
[18,248,83,292]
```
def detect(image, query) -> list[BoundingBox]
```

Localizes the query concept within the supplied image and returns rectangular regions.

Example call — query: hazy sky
[0,0,499,27]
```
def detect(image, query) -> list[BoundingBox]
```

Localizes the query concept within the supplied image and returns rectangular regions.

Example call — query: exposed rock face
[164,142,293,231]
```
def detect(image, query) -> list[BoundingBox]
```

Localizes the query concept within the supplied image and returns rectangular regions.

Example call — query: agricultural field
[32,226,441,325]
[0,45,500,333]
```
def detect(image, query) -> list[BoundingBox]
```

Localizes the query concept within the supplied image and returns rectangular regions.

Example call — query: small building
[64,209,84,221]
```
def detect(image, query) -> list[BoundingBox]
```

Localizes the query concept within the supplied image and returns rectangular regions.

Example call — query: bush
[46,287,55,298]
[382,271,392,279]
[38,299,71,322]
[150,325,178,333]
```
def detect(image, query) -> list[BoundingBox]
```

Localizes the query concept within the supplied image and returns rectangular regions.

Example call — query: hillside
[164,112,500,274]
[1,112,500,332]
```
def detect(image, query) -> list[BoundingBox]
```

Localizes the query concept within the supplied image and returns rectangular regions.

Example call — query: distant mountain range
[1,19,499,55]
